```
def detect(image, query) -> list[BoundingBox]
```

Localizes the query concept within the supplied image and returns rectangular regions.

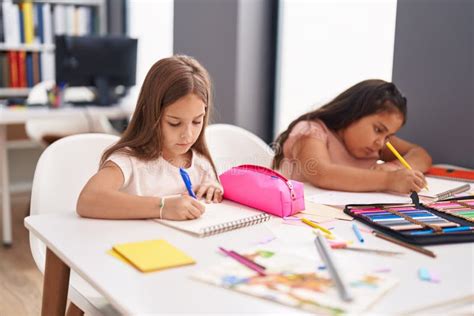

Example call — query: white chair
[205,124,274,174]
[29,133,121,316]
[25,114,119,147]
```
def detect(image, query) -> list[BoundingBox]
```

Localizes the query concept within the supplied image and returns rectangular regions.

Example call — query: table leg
[42,248,71,316]
[66,302,84,316]
[0,125,12,246]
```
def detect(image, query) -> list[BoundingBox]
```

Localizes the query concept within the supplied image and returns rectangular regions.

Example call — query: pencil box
[426,167,474,183]
[219,164,305,217]
[344,196,474,245]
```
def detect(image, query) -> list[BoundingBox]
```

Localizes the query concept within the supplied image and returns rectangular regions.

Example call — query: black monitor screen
[55,35,138,105]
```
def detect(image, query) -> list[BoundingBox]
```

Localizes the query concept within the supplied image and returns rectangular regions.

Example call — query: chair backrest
[29,133,119,272]
[25,114,118,147]
[205,124,274,174]
[25,116,91,147]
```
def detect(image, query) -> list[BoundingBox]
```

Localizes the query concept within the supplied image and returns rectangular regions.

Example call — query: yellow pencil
[312,229,336,240]
[386,141,429,190]
[301,218,332,234]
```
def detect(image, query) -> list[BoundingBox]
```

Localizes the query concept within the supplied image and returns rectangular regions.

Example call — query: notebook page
[306,185,412,206]
[419,177,471,199]
[155,200,266,236]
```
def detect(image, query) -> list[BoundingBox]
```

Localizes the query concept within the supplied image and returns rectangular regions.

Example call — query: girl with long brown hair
[273,79,432,194]
[77,55,222,220]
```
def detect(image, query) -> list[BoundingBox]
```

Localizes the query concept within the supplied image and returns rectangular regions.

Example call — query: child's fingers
[196,185,207,199]
[206,187,215,203]
[413,183,423,193]
[414,172,427,187]
[214,189,223,203]
[186,206,202,219]
[191,199,206,214]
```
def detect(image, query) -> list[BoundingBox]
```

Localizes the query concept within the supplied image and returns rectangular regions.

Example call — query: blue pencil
[409,226,474,235]
[352,223,364,243]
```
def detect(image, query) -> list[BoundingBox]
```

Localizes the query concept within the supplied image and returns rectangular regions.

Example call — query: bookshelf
[0,0,107,98]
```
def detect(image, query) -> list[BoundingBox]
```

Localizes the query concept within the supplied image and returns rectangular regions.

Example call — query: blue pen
[352,223,364,243]
[179,168,197,199]
[409,226,474,235]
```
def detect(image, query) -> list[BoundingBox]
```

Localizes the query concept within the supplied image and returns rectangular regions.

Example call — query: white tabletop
[25,211,474,315]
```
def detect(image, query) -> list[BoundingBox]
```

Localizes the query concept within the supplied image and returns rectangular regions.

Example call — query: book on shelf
[2,1,21,45]
[0,1,102,91]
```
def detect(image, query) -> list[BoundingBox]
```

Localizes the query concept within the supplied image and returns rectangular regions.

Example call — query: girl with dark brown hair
[77,55,222,220]
[273,79,432,194]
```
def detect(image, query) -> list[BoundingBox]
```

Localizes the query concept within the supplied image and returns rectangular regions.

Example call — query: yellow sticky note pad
[110,239,195,273]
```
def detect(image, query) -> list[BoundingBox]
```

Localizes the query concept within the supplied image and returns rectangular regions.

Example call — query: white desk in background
[25,210,474,315]
[0,105,130,246]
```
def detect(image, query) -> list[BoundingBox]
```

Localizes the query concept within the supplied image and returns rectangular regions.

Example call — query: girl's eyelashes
[167,121,202,127]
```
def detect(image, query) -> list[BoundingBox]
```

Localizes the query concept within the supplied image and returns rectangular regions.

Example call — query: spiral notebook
[419,177,471,201]
[155,200,271,237]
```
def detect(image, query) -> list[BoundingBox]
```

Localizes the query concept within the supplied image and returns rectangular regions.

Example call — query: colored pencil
[218,247,266,276]
[386,141,412,170]
[339,246,402,256]
[352,223,365,243]
[301,218,332,234]
[386,141,429,191]
[314,231,353,302]
[409,226,474,235]
[229,250,266,270]
[373,231,436,258]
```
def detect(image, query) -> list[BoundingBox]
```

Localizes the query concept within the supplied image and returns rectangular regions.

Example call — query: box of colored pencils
[344,197,474,245]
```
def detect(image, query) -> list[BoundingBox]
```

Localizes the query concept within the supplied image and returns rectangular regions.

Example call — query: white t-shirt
[108,150,220,197]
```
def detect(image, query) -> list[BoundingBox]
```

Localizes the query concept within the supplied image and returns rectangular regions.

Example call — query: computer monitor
[55,35,138,106]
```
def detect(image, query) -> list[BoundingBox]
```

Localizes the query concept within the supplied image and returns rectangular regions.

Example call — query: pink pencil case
[219,164,305,217]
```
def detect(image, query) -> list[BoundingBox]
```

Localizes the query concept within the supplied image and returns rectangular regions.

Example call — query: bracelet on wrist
[159,197,166,219]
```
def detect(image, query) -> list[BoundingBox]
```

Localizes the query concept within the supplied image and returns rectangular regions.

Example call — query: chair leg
[66,302,84,316]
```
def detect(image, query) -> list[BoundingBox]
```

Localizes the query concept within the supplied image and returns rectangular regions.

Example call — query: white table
[0,105,130,246]
[25,212,474,315]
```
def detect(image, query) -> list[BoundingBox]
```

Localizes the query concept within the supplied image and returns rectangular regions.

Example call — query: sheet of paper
[193,246,398,314]
[303,200,353,220]
[419,177,471,198]
[306,186,412,206]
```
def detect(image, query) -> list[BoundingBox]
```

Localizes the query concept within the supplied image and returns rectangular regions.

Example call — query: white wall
[274,0,397,136]
[121,0,174,111]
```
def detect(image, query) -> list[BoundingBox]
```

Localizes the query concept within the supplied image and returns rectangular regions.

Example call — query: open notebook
[419,177,471,201]
[155,200,271,237]
[306,177,471,206]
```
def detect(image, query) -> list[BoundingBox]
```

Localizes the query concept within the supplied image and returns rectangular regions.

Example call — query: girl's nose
[182,125,193,140]
[374,137,384,149]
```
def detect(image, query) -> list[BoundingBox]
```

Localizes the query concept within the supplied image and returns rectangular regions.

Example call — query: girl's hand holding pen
[195,182,223,203]
[385,169,427,194]
[160,195,205,220]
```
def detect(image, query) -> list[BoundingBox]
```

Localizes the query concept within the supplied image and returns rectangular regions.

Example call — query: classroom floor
[0,192,42,316]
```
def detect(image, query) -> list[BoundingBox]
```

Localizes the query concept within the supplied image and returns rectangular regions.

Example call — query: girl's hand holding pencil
[385,169,427,194]
[160,195,206,221]
[384,141,428,194]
